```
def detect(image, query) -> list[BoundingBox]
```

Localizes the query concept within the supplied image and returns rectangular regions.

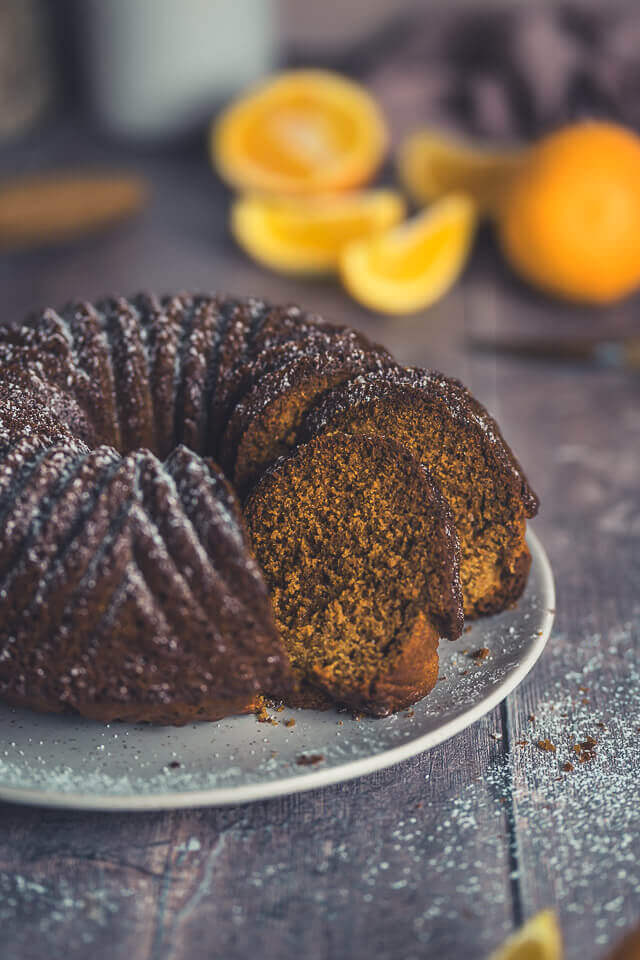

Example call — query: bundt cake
[0,292,538,723]
[244,432,463,716]
[301,367,539,617]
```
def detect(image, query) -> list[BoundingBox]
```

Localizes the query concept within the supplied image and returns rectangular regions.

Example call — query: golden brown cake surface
[244,432,463,716]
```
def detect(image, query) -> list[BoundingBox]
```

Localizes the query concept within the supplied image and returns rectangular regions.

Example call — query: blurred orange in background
[497,121,640,305]
[213,70,388,196]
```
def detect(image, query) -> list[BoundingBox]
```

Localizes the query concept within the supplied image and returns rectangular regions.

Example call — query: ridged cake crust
[0,439,290,723]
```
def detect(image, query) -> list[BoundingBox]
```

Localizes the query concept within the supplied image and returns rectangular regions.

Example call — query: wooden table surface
[1,83,639,960]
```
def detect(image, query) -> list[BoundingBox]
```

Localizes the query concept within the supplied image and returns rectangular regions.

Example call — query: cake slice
[244,432,463,716]
[221,343,393,497]
[302,367,539,617]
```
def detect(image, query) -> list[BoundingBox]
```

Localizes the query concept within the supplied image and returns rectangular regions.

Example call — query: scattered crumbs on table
[464,624,473,633]
[337,720,343,725]
[516,740,528,747]
[406,708,415,718]
[295,753,324,766]
[276,704,285,713]
[351,712,363,722]
[536,739,556,753]
[398,628,640,946]
[284,718,296,728]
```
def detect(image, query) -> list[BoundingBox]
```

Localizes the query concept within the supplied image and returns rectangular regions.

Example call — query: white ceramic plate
[0,530,554,810]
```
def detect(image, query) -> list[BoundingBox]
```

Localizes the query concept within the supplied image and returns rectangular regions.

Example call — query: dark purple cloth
[322,3,640,144]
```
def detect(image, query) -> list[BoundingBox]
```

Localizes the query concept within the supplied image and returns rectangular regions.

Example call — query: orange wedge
[212,70,388,195]
[489,910,563,960]
[231,190,405,274]
[339,193,476,315]
[398,128,525,217]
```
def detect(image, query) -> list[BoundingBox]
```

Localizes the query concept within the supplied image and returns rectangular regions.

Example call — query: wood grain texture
[0,111,639,960]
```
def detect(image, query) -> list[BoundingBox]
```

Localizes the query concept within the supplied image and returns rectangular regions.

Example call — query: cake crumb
[536,739,556,753]
[573,735,597,763]
[284,718,295,728]
[296,753,324,766]
[471,647,490,662]
[254,699,278,725]
[562,761,574,772]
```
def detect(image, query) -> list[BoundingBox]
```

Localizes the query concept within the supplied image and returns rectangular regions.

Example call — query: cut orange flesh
[339,194,476,315]
[231,190,406,274]
[213,70,388,195]
[398,128,525,217]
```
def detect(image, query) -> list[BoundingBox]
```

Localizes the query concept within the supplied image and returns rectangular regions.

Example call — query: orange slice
[489,910,563,960]
[231,190,405,274]
[339,193,476,315]
[212,70,388,195]
[398,128,525,217]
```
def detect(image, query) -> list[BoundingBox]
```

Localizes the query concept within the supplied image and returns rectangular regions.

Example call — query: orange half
[213,70,388,195]
[340,193,477,315]
[231,190,406,274]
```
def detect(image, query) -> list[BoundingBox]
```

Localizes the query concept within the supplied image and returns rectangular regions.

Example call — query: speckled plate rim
[0,529,554,811]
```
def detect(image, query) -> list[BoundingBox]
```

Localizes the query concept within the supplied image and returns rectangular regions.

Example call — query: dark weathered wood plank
[0,714,514,960]
[462,252,640,957]
[497,365,640,959]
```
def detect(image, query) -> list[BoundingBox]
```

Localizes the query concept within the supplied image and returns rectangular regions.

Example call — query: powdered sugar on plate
[0,530,554,809]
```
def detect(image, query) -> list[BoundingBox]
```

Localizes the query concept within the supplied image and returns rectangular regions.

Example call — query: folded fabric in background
[315,2,640,144]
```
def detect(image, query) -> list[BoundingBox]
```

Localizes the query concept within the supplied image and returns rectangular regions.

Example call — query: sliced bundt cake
[301,367,539,617]
[244,432,463,716]
[0,291,539,724]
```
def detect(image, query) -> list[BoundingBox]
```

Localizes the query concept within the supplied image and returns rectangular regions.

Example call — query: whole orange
[498,121,640,304]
